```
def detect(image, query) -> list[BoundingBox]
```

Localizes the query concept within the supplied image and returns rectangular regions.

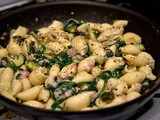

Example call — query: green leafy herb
[51,101,60,110]
[30,32,46,54]
[47,81,78,110]
[116,40,126,48]
[115,49,121,57]
[115,40,126,57]
[64,19,88,38]
[100,70,112,80]
[67,45,72,49]
[64,19,85,33]
[111,65,125,79]
[16,73,22,79]
[46,84,55,92]
[79,78,99,93]
[33,30,39,34]
[49,52,73,69]
[83,46,92,58]
[90,71,111,106]
[90,65,125,106]
[10,54,25,67]
[0,57,19,71]
[86,78,99,92]
[13,36,25,44]
[29,41,36,55]
[105,49,113,58]
[73,31,86,37]
[101,92,114,101]
[8,61,19,71]
[87,47,92,56]
[93,29,101,39]
[53,82,76,100]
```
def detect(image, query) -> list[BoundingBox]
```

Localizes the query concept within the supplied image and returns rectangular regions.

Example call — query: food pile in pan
[0,19,156,111]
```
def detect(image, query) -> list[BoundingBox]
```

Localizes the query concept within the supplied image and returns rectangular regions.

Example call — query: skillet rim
[0,0,160,115]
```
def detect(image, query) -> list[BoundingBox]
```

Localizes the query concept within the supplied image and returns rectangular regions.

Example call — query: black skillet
[0,1,160,120]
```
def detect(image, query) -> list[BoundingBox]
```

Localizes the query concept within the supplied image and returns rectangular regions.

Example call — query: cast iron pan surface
[0,1,160,120]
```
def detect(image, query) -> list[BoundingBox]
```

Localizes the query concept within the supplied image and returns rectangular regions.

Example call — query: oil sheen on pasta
[0,19,156,111]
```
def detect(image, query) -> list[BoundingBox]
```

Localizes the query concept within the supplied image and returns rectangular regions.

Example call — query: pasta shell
[64,91,94,111]
[97,27,123,43]
[21,78,32,91]
[113,20,128,28]
[45,98,54,110]
[49,64,60,77]
[126,91,141,101]
[72,71,94,83]
[122,32,141,44]
[127,83,142,94]
[113,81,128,95]
[37,87,50,102]
[16,85,42,101]
[71,36,88,56]
[0,48,8,59]
[46,42,65,54]
[11,79,22,96]
[87,22,112,32]
[104,57,125,71]
[88,40,103,52]
[77,23,90,33]
[0,67,14,92]
[124,52,155,68]
[120,71,146,86]
[49,20,64,30]
[92,47,106,65]
[7,40,22,56]
[22,42,29,59]
[91,66,102,77]
[0,91,16,102]
[58,38,71,49]
[59,63,77,79]
[120,44,141,55]
[29,68,47,86]
[12,26,28,37]
[23,100,44,108]
[78,56,95,73]
[139,65,156,80]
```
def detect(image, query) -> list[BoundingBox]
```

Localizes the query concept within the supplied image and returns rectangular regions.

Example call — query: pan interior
[0,1,160,117]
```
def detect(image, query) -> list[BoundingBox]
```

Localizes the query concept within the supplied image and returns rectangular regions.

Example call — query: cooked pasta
[0,19,156,111]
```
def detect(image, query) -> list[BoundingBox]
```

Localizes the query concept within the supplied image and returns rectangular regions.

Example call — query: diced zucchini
[26,61,39,71]
[64,19,85,33]
[10,54,25,67]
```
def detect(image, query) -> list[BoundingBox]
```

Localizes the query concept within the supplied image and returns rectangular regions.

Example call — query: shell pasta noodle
[0,19,156,111]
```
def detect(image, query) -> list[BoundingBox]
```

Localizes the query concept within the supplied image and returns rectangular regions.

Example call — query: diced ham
[105,47,111,52]
[67,48,76,57]
[28,54,36,60]
[21,71,30,78]
[88,61,95,70]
